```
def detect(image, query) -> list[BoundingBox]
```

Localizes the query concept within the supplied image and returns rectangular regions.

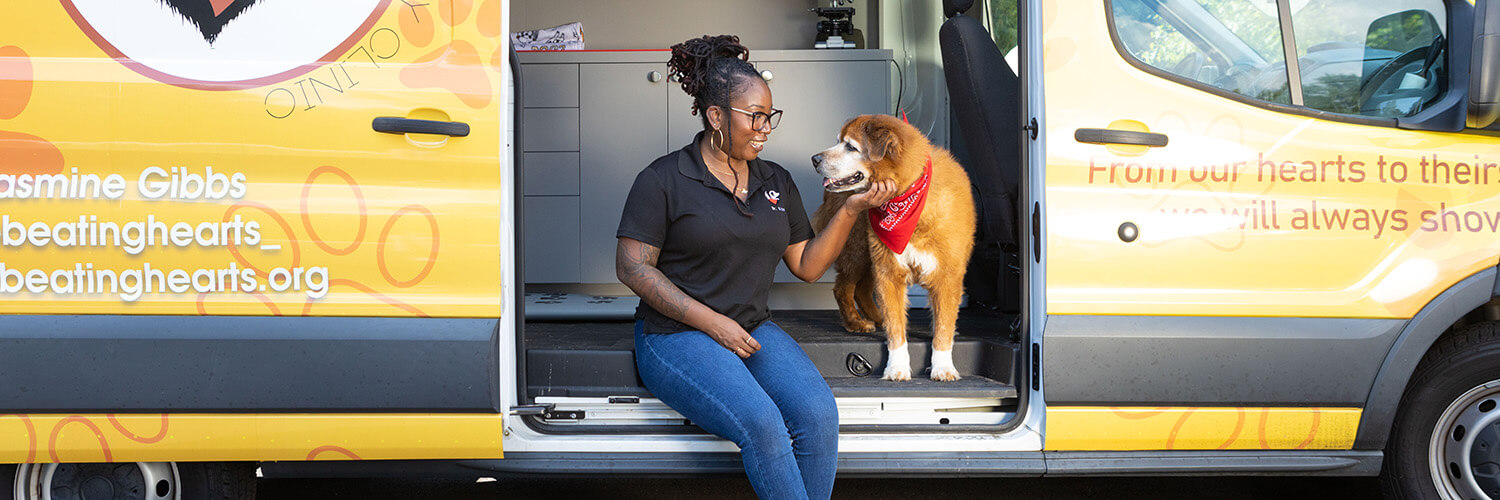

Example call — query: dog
[811,115,976,382]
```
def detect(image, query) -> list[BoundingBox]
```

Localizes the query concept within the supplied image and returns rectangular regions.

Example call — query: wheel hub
[1433,381,1500,500]
[48,463,144,500]
[13,462,178,500]
[1471,415,1500,499]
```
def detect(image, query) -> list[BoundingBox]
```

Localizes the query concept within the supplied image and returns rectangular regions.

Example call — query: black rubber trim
[372,117,471,137]
[1044,450,1382,476]
[1074,127,1168,147]
[0,315,498,412]
[510,45,531,418]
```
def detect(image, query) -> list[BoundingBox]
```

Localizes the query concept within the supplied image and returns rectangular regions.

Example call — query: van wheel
[7,461,177,499]
[0,461,254,500]
[1382,321,1500,500]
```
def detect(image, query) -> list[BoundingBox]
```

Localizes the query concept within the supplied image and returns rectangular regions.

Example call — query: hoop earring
[711,128,725,151]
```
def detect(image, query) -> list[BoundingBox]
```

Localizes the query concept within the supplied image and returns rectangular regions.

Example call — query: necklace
[707,163,750,194]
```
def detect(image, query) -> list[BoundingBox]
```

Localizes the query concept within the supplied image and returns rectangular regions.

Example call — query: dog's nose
[811,153,823,166]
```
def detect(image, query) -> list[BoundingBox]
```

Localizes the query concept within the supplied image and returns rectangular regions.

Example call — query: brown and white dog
[811,115,976,382]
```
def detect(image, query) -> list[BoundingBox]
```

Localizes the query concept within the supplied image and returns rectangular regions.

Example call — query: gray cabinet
[519,50,892,285]
[579,63,670,283]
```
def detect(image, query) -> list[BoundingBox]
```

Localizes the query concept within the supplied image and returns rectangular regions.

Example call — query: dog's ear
[862,120,902,162]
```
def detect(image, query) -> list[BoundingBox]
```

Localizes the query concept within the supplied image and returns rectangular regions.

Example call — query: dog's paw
[882,363,912,381]
[929,365,962,382]
[929,349,961,382]
[843,319,877,333]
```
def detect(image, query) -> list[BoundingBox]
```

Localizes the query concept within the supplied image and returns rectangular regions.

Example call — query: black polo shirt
[616,135,815,334]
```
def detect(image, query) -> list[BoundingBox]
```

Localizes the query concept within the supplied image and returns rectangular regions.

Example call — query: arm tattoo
[616,240,695,321]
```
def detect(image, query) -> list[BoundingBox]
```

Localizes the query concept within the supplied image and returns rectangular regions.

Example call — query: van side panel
[4,2,506,318]
[0,1,510,463]
[1039,1,1500,453]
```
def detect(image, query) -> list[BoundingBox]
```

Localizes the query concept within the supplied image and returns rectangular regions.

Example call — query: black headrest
[945,0,975,18]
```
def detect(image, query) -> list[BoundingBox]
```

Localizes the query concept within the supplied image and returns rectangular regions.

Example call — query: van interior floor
[523,308,1020,404]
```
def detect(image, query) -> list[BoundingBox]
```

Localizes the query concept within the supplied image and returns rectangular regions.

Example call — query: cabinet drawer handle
[648,71,663,83]
[760,70,773,82]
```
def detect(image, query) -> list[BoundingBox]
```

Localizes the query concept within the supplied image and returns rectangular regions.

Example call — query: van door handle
[1074,128,1168,147]
[372,117,470,137]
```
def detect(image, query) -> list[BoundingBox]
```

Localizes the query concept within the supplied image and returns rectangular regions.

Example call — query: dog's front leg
[875,268,912,381]
[927,274,964,382]
[884,340,911,381]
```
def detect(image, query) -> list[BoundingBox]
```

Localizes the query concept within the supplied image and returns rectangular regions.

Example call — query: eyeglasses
[729,107,784,131]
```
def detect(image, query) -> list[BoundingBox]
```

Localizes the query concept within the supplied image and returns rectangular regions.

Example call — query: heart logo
[63,0,388,89]
[158,0,265,43]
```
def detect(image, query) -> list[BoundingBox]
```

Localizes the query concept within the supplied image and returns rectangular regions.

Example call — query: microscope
[812,0,863,49]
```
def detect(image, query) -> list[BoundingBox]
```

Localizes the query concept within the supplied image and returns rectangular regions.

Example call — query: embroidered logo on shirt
[765,189,785,212]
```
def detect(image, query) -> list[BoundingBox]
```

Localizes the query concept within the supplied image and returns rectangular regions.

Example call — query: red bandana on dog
[868,153,932,254]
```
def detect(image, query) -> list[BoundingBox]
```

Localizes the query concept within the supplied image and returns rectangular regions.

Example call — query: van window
[1290,0,1448,117]
[1110,0,1291,104]
[987,0,1019,54]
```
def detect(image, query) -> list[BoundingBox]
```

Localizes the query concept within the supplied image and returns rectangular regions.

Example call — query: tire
[1382,321,1500,500]
[0,464,14,500]
[177,462,256,500]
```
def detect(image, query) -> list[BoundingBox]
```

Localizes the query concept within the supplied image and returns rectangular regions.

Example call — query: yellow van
[1,0,1497,498]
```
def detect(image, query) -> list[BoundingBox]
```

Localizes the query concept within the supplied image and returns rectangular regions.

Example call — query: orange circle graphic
[300,166,367,256]
[441,0,472,26]
[1294,409,1322,450]
[1164,409,1196,450]
[107,414,169,444]
[49,416,112,463]
[1257,407,1272,449]
[0,45,32,120]
[477,0,502,37]
[1215,408,1247,450]
[0,414,37,463]
[325,278,429,317]
[224,201,301,276]
[376,205,440,288]
[399,2,435,47]
[307,445,361,461]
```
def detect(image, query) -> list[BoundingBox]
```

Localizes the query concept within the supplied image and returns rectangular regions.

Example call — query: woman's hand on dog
[704,314,762,358]
[843,179,899,213]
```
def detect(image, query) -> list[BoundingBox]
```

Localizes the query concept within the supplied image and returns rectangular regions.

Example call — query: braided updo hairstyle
[667,35,761,135]
[668,35,763,215]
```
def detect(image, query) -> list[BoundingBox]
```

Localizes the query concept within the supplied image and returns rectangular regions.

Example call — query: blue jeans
[635,320,839,500]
